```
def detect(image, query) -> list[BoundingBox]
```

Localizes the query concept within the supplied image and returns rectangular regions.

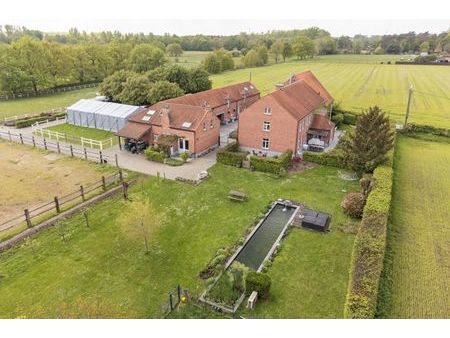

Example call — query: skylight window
[181,122,192,129]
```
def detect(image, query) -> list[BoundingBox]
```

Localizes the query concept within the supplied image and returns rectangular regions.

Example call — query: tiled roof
[149,103,208,130]
[163,81,259,108]
[116,122,151,139]
[310,114,335,130]
[288,71,333,105]
[270,80,325,120]
[128,103,208,131]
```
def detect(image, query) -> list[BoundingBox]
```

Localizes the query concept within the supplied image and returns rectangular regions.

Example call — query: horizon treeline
[1,25,449,54]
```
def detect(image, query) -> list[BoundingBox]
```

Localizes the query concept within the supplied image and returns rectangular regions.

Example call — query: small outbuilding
[66,99,144,132]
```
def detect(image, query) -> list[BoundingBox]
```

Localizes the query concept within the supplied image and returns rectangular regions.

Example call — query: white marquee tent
[66,99,144,132]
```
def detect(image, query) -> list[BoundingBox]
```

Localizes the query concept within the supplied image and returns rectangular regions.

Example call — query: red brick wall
[193,111,220,154]
[151,111,219,156]
[238,96,298,155]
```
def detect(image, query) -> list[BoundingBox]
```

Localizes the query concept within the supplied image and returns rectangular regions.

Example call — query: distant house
[238,71,335,156]
[116,82,260,157]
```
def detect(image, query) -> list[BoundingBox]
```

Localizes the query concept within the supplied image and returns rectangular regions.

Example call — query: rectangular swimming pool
[232,203,297,271]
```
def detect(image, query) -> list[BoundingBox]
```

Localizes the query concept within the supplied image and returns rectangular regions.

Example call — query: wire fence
[0,130,117,164]
[0,82,99,101]
[0,171,124,235]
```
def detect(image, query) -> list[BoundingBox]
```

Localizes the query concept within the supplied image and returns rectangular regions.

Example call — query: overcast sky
[1,0,449,36]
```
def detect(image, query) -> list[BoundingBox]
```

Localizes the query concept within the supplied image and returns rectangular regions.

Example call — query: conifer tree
[344,106,394,175]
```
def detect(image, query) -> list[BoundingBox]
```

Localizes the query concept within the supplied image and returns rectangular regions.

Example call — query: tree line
[2,25,448,54]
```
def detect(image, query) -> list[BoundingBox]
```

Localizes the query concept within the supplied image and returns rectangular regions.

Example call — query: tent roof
[67,99,142,118]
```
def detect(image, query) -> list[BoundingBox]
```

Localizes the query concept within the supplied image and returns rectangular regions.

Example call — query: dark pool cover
[301,208,331,232]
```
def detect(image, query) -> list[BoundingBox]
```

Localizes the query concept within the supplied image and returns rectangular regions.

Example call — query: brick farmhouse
[238,71,335,156]
[116,82,260,157]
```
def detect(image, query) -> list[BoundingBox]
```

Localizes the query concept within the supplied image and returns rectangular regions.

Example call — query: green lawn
[0,87,98,120]
[211,58,450,128]
[378,135,450,318]
[0,164,358,318]
[44,123,117,148]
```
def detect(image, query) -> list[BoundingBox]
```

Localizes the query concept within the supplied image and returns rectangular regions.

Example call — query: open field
[378,135,450,318]
[0,164,358,318]
[169,51,241,68]
[211,59,450,128]
[0,141,114,225]
[0,87,98,120]
[44,124,117,148]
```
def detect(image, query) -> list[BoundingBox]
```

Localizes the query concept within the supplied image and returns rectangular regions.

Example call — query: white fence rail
[32,120,115,150]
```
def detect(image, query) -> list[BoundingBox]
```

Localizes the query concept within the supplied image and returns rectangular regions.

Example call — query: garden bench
[228,190,247,202]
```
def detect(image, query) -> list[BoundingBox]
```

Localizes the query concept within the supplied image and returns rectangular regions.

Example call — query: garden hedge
[15,113,66,128]
[145,148,165,163]
[245,272,271,299]
[250,150,292,175]
[216,142,248,167]
[344,152,394,318]
[303,149,346,168]
[401,123,449,138]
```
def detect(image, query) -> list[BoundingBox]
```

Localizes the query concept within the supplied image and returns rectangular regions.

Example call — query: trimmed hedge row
[216,142,248,167]
[250,150,292,175]
[344,152,395,319]
[400,123,449,138]
[15,113,66,128]
[303,149,346,168]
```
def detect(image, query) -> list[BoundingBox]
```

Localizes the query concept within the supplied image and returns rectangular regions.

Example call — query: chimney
[160,104,171,129]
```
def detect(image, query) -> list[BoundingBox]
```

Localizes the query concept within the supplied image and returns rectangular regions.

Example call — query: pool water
[234,204,296,270]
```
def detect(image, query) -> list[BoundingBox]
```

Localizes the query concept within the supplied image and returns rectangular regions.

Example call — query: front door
[178,138,189,153]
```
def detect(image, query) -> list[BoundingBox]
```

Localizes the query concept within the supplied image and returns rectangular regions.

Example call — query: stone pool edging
[199,200,300,314]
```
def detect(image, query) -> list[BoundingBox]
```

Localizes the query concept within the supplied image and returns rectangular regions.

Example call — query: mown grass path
[382,136,450,318]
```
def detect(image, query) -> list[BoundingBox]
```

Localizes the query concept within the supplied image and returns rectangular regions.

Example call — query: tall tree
[166,43,183,57]
[10,36,50,93]
[292,36,315,59]
[148,80,184,104]
[270,40,284,63]
[116,73,153,105]
[99,70,135,101]
[282,41,293,62]
[127,44,167,73]
[343,106,394,175]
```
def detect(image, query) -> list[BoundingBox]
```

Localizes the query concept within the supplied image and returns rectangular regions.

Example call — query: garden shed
[66,99,144,132]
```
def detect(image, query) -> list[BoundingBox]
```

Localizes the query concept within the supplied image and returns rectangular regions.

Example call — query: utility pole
[404,85,413,128]
[249,71,252,82]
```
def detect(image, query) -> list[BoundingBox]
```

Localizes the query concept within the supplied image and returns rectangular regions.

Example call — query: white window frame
[263,121,271,131]
[262,138,270,150]
[264,107,272,115]
[210,119,214,129]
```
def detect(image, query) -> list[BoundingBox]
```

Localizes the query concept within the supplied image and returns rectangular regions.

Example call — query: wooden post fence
[54,196,61,213]
[57,141,61,154]
[80,185,85,202]
[24,209,32,228]
[115,154,119,167]
[44,139,48,150]
[101,176,106,191]
[70,144,74,157]
[19,133,23,144]
[8,130,12,142]
[84,148,88,160]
